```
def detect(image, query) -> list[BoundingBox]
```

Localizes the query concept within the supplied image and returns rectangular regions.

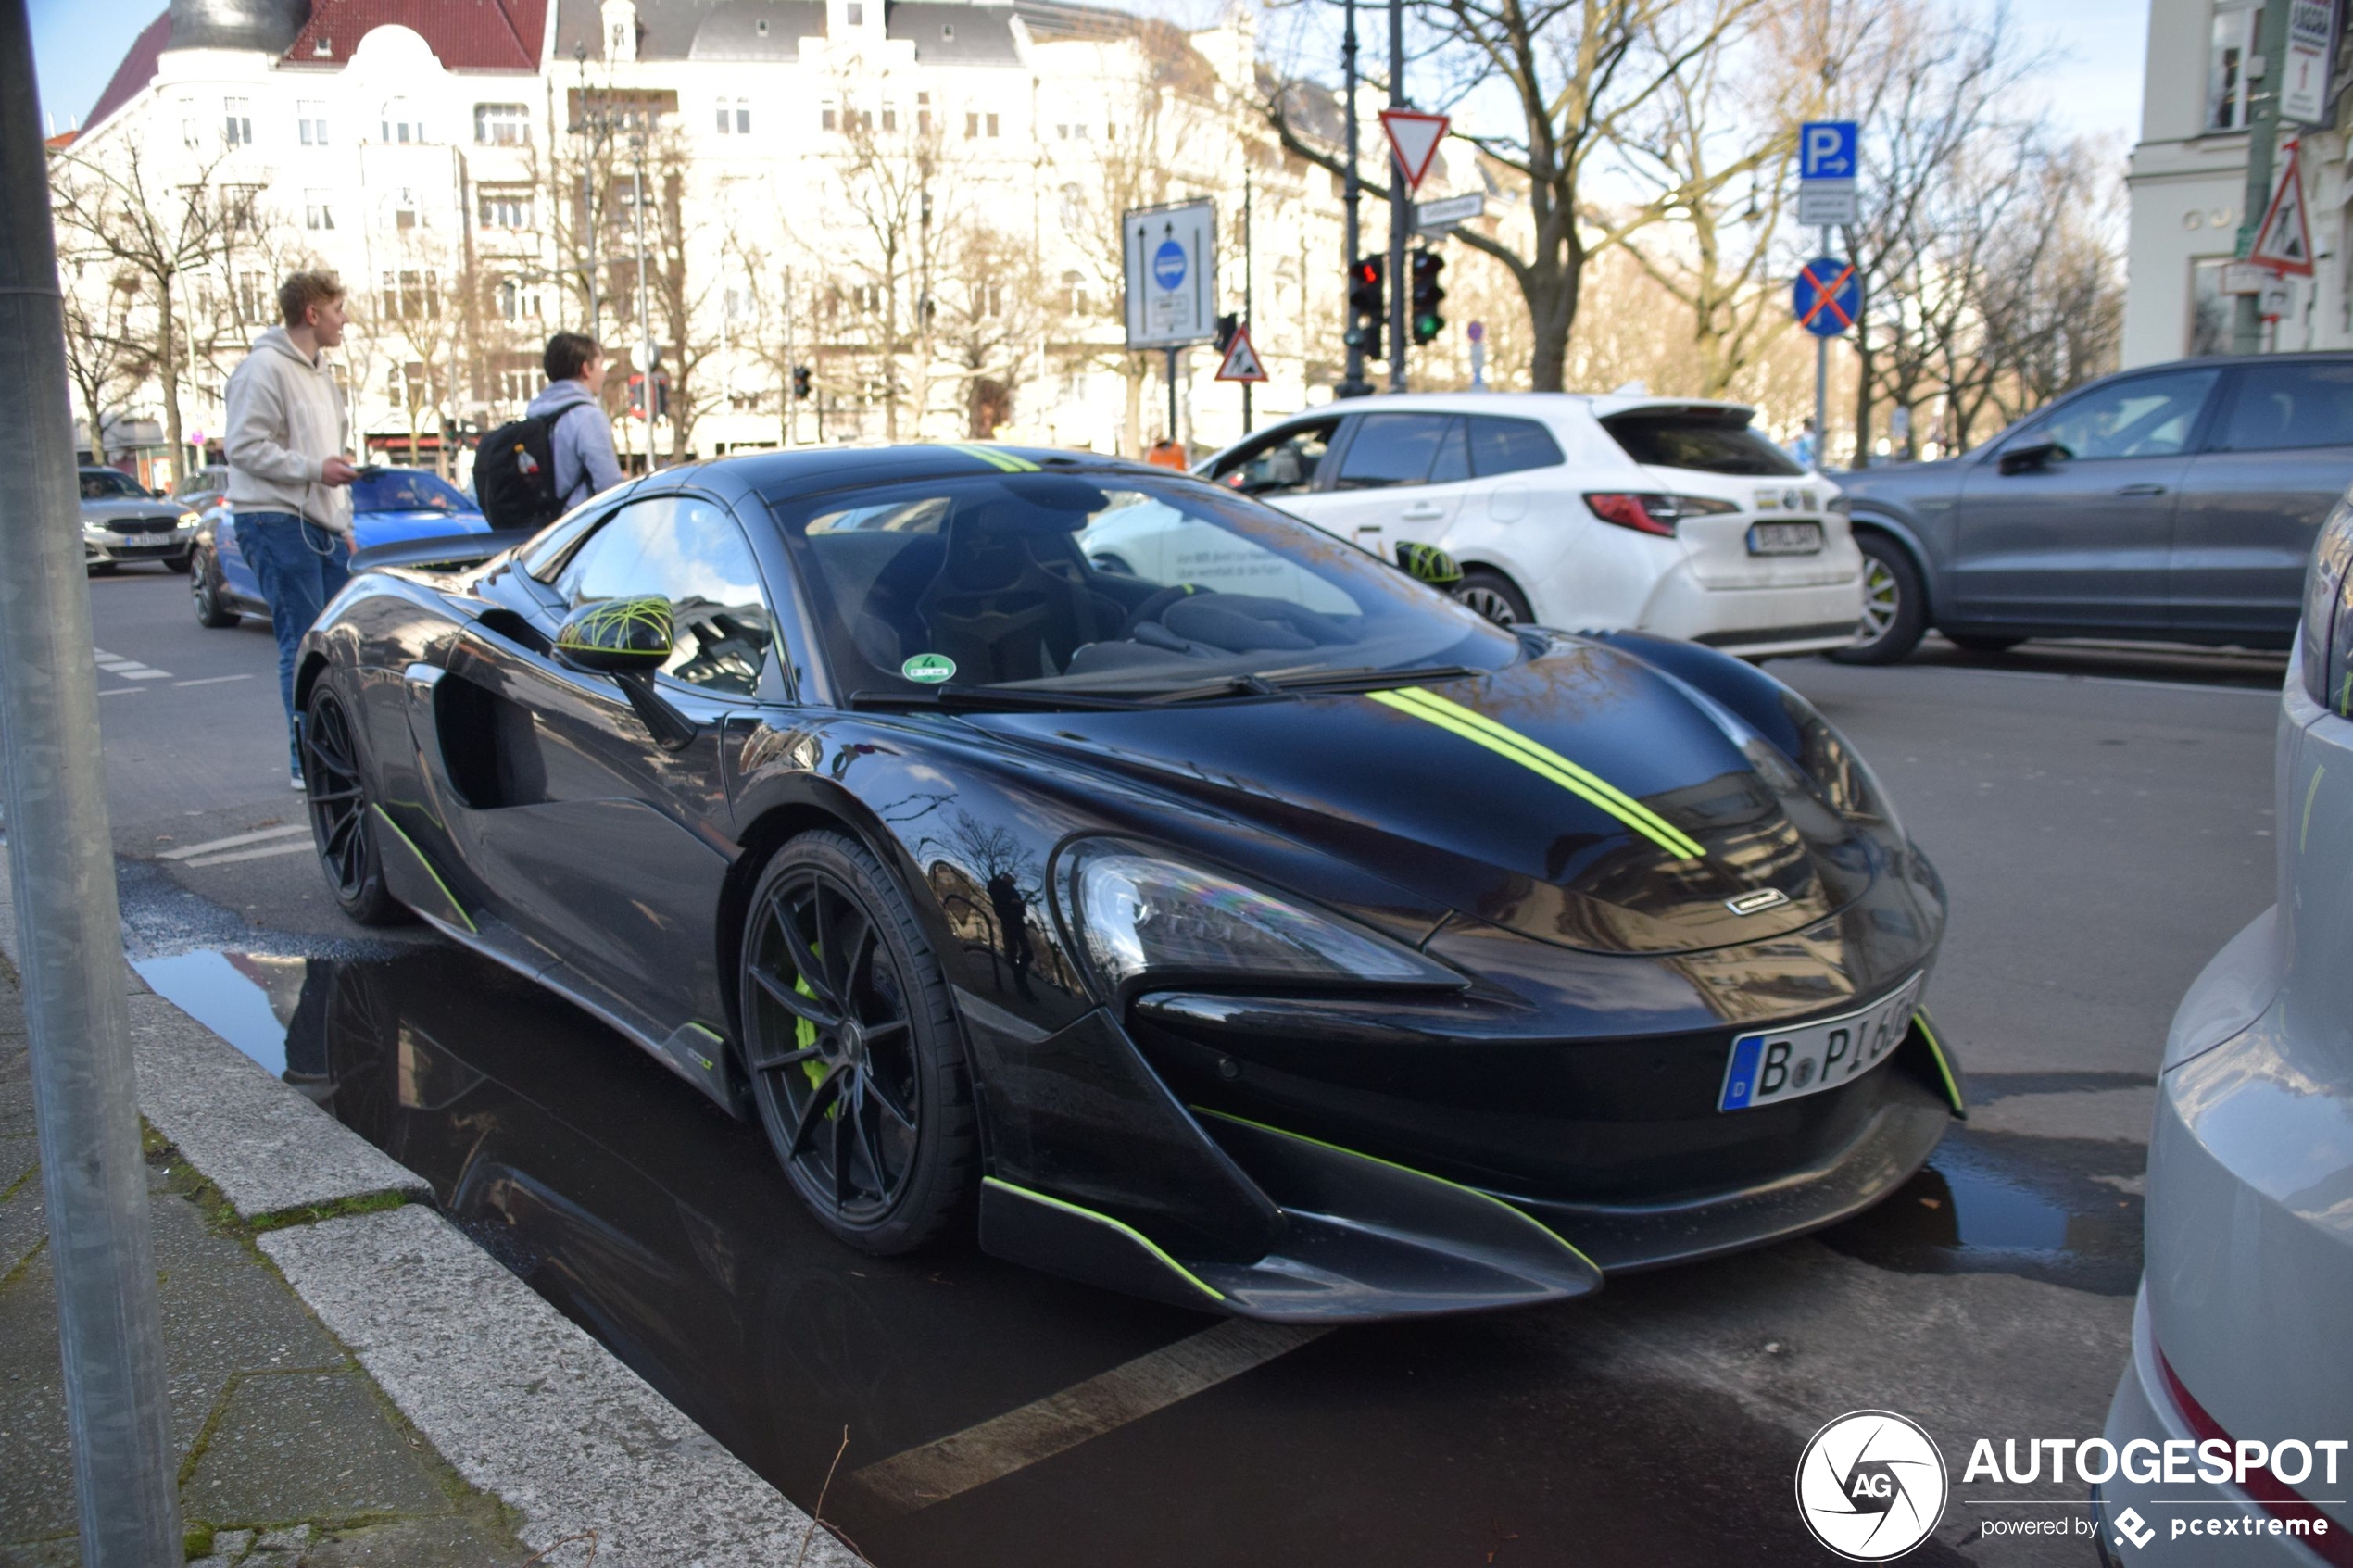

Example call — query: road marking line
[182,840,316,870]
[173,674,253,688]
[97,687,145,697]
[840,1319,1327,1518]
[160,823,310,861]
[120,669,173,681]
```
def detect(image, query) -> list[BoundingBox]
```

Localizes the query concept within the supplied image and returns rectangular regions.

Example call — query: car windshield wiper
[1141,664,1488,705]
[846,687,1152,712]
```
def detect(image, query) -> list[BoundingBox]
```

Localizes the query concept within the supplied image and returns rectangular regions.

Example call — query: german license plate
[1747,521,1823,555]
[1717,976,1923,1111]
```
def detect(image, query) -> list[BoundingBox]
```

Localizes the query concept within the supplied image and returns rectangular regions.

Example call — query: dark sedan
[80,466,200,573]
[289,444,1960,1321]
[1832,353,2353,662]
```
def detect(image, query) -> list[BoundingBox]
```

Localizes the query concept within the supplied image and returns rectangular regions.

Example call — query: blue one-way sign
[1800,120,1857,180]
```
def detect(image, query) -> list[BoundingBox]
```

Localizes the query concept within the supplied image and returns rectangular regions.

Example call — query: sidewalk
[0,951,538,1568]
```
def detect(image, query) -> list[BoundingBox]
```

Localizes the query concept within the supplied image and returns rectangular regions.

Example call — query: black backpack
[473,414,562,530]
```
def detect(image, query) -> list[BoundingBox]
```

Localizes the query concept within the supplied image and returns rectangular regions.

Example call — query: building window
[977,279,1003,319]
[1063,270,1088,317]
[222,98,252,145]
[823,101,838,132]
[474,104,530,145]
[986,112,1000,137]
[717,98,750,133]
[305,190,335,231]
[882,103,898,132]
[296,101,328,144]
[497,279,543,323]
[2188,257,2232,355]
[2208,1,2257,132]
[381,270,441,321]
[478,187,533,230]
[965,110,978,138]
[392,187,421,231]
[234,270,269,323]
[941,22,953,38]
[381,100,422,144]
[847,1,863,21]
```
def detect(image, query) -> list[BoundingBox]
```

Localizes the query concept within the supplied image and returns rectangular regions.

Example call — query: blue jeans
[233,511,351,773]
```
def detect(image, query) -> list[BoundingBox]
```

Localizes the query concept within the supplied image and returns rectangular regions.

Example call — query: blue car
[192,468,493,629]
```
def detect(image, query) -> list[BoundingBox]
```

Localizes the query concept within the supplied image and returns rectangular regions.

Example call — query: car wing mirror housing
[554,596,698,750]
[1396,540,1464,587]
[1998,440,2065,476]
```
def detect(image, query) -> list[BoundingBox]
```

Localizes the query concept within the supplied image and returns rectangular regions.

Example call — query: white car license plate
[1717,976,1923,1112]
[1747,521,1823,555]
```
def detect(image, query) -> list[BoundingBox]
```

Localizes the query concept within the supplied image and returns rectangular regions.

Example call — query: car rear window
[1603,410,1801,476]
[1466,417,1564,477]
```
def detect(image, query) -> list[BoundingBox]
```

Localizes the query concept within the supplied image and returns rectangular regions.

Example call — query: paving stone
[0,1538,79,1567]
[0,1169,44,1280]
[298,1514,538,1566]
[182,1371,444,1525]
[0,1249,78,1544]
[189,1526,259,1567]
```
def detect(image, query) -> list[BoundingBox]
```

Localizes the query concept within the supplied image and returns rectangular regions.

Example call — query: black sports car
[296,443,1960,1322]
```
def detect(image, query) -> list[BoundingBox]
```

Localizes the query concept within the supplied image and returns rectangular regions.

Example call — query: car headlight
[1056,840,1457,994]
[177,511,200,529]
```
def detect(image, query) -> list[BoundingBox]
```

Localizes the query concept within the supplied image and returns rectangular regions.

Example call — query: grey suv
[1832,352,2353,662]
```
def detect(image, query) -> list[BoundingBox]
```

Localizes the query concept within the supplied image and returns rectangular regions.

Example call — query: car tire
[739,830,977,1255]
[1453,568,1532,627]
[1944,633,2022,655]
[1829,533,1926,665]
[86,562,117,577]
[301,684,408,926]
[191,550,239,628]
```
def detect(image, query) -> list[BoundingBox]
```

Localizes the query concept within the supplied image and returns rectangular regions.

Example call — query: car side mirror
[1998,440,2066,476]
[555,596,698,750]
[1396,541,1463,587]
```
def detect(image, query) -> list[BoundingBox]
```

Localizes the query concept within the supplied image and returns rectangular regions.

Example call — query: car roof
[658,442,1173,503]
[1240,391,1760,429]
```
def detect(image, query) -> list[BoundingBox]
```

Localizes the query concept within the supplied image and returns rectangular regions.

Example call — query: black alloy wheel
[741,832,975,1254]
[192,549,239,628]
[302,685,404,924]
[1828,532,1927,665]
[1453,567,1532,627]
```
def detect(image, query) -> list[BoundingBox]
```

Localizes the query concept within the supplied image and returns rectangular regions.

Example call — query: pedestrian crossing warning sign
[1214,325,1267,383]
[2249,144,2315,276]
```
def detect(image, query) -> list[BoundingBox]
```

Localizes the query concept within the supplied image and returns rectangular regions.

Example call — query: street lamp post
[630,130,654,470]
[1338,0,1370,399]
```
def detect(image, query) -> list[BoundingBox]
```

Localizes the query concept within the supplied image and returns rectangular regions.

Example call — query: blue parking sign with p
[1800,121,1857,181]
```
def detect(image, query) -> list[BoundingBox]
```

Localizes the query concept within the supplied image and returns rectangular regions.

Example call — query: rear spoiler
[348,529,539,575]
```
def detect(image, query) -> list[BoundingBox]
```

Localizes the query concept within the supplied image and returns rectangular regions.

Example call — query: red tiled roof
[285,0,547,69]
[86,10,170,131]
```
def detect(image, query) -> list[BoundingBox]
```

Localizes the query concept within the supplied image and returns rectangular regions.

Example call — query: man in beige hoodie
[224,270,359,788]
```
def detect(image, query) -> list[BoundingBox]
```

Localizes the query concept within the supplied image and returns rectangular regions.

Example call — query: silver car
[2093,495,2353,1561]
[80,466,198,573]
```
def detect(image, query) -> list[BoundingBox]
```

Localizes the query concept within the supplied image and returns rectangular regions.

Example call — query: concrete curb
[0,860,856,1566]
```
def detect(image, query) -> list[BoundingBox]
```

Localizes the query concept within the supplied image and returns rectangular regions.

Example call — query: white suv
[1194,392,1863,659]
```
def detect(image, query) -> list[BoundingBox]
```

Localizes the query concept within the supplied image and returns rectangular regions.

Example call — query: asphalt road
[78,567,2284,1566]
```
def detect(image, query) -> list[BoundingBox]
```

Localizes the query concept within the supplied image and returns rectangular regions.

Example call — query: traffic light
[790,364,812,401]
[1345,256,1385,361]
[650,370,670,421]
[1410,249,1447,345]
[1214,313,1239,355]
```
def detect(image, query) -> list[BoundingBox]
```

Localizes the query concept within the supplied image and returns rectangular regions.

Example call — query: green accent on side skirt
[981,1176,1226,1301]
[679,1022,725,1072]
[1365,687,1705,861]
[1189,1106,1600,1273]
[1911,1010,1966,1117]
[368,804,477,935]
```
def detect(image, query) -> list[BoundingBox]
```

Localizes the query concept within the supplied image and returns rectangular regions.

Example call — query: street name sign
[1793,256,1860,337]
[1414,193,1486,232]
[2284,0,2337,124]
[1379,109,1450,195]
[1123,198,1216,350]
[1796,119,1858,228]
[1214,325,1267,383]
[2249,144,2315,275]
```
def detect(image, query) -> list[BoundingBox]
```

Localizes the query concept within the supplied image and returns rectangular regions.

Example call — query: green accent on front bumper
[1912,1010,1967,1117]
[1191,1105,1600,1273]
[980,1177,1226,1301]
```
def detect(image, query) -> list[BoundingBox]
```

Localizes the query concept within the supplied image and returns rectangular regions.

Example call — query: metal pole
[1338,0,1369,398]
[1165,345,1179,447]
[631,135,654,471]
[0,1,182,1560]
[1815,223,1831,468]
[1241,164,1253,435]
[1386,0,1407,394]
[2233,0,2290,353]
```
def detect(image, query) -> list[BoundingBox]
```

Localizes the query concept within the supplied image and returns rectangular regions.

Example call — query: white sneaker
[291,769,307,792]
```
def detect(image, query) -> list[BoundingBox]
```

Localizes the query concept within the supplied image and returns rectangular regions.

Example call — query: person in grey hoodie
[223,270,359,788]
[525,332,623,512]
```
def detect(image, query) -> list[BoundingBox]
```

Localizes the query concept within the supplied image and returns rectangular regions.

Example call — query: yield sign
[1214,324,1267,383]
[1379,108,1450,195]
[2249,143,2315,275]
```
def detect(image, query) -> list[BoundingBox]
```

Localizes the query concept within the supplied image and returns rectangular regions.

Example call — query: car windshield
[769,469,1518,698]
[80,470,146,500]
[354,470,472,514]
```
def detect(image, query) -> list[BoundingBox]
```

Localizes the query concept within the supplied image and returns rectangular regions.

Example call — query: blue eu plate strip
[1718,1035,1763,1110]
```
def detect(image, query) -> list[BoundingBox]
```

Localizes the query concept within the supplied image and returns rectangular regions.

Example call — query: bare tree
[827,82,967,442]
[643,134,727,459]
[937,220,1049,438]
[51,134,256,470]
[60,267,155,465]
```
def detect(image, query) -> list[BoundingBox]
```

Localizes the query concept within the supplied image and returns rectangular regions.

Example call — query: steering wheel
[1118,583,1213,639]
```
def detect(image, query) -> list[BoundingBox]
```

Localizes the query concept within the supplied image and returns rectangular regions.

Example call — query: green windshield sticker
[901,653,957,684]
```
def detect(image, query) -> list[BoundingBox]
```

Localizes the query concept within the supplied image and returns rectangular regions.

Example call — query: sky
[33,0,2151,148]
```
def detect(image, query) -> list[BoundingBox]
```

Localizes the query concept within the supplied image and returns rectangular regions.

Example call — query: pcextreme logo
[1795,1411,1950,1561]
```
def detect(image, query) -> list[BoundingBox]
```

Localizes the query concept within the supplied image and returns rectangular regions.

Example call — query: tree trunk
[157,286,184,480]
[1123,358,1143,457]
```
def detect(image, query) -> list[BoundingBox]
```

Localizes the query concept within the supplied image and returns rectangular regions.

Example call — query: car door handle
[1401,505,1446,521]
[2112,483,2167,496]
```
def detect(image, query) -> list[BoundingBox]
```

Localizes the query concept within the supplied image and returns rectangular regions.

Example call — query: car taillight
[1583,493,1737,537]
